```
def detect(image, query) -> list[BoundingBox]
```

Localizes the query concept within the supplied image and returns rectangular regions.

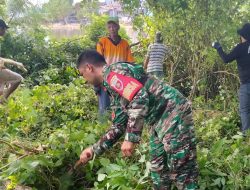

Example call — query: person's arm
[96,39,104,56]
[79,98,128,164]
[0,57,27,72]
[124,87,149,143]
[106,69,149,144]
[92,97,128,155]
[126,45,135,63]
[144,56,149,71]
[212,42,240,64]
[120,87,149,157]
[144,45,151,70]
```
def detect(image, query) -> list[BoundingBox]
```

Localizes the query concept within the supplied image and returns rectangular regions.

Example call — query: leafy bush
[195,110,250,190]
[0,3,249,189]
[1,84,249,190]
[0,78,97,139]
[0,15,131,88]
[0,80,150,190]
[0,31,94,86]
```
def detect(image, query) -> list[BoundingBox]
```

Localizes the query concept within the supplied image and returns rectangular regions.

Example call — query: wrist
[92,144,103,156]
[125,132,141,143]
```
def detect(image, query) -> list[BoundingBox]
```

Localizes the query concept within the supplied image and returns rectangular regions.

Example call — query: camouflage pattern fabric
[150,104,198,190]
[91,62,198,189]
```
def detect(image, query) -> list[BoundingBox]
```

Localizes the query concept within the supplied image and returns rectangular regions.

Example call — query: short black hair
[77,50,106,68]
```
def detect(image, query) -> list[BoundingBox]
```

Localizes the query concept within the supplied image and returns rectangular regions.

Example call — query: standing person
[144,32,170,80]
[0,19,27,103]
[212,23,250,133]
[77,50,198,190]
[95,17,135,115]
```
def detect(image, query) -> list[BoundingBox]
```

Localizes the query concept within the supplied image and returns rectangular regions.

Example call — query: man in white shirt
[144,32,170,79]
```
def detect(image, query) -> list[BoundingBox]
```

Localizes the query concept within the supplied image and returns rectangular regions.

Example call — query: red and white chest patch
[107,72,143,101]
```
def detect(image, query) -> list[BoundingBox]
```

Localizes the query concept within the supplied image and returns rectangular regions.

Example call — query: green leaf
[28,161,40,169]
[99,158,110,167]
[98,174,106,182]
[138,155,146,163]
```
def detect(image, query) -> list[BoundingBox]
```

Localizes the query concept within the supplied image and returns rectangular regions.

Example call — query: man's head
[0,19,9,36]
[237,23,250,43]
[155,32,163,43]
[77,50,106,86]
[107,17,120,37]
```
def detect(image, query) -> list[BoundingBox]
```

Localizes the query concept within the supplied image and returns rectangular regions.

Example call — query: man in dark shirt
[212,23,250,133]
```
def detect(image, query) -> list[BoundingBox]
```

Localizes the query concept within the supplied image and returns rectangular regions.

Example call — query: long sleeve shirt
[92,62,188,155]
[217,41,250,84]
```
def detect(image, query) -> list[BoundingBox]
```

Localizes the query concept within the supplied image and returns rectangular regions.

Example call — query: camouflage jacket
[92,62,188,155]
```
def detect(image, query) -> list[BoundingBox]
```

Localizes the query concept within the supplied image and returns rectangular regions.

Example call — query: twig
[130,42,140,48]
[7,13,15,25]
[213,71,240,81]
[172,76,190,85]
[12,141,42,154]
[0,138,44,155]
[0,139,23,156]
[0,139,15,150]
[0,154,28,171]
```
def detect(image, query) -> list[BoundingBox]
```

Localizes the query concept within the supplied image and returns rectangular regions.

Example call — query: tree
[0,0,44,35]
[121,0,250,99]
[42,0,73,23]
[76,0,99,19]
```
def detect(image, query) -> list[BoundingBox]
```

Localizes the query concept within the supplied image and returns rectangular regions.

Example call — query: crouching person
[77,50,198,190]
[0,19,27,103]
[0,58,27,102]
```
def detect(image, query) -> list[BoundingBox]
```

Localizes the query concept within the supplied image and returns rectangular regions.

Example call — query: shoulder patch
[107,72,143,101]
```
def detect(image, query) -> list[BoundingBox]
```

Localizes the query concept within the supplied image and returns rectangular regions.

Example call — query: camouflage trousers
[149,105,198,190]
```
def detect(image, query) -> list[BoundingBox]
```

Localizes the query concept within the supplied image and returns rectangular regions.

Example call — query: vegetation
[0,0,250,189]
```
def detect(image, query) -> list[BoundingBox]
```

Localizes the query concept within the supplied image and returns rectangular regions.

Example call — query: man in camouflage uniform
[77,50,198,190]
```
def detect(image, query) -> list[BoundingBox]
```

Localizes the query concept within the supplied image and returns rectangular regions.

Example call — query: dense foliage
[0,82,249,190]
[0,0,250,189]
[122,0,250,99]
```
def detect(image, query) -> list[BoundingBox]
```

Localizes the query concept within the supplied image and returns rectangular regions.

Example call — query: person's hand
[212,42,222,50]
[16,62,27,73]
[121,141,135,157]
[80,147,94,165]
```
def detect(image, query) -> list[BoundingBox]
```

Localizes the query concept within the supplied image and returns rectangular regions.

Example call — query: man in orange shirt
[95,17,134,116]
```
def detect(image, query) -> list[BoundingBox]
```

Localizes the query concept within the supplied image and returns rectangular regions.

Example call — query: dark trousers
[239,83,250,132]
[94,86,110,115]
